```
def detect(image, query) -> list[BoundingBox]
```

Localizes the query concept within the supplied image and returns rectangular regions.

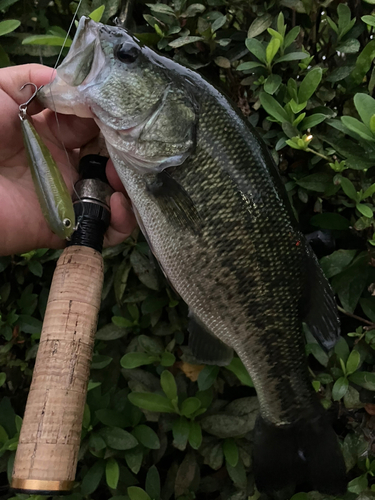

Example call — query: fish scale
[38,17,347,494]
[108,91,317,426]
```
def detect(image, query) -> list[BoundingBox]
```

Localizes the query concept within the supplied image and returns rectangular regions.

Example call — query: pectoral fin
[188,311,233,366]
[146,170,202,235]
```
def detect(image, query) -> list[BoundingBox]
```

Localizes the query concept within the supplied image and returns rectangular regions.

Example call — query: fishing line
[48,0,85,230]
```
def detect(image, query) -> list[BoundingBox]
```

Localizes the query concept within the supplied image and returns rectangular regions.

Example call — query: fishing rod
[11,109,113,494]
[11,1,135,494]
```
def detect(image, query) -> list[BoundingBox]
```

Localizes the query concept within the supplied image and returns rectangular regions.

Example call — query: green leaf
[106,458,119,490]
[284,26,300,48]
[226,358,253,386]
[22,35,72,47]
[128,392,176,413]
[306,343,329,367]
[120,352,158,369]
[331,252,368,313]
[268,28,283,42]
[138,335,164,354]
[296,173,332,192]
[245,38,266,63]
[289,99,307,114]
[332,377,349,401]
[226,457,247,490]
[146,465,161,500]
[298,68,322,103]
[266,38,280,65]
[337,4,351,29]
[188,420,202,449]
[112,315,133,328]
[356,203,373,218]
[336,39,360,54]
[17,315,42,334]
[320,249,357,279]
[160,351,176,366]
[101,427,138,450]
[160,370,177,400]
[89,4,105,22]
[124,446,143,474]
[351,40,375,84]
[310,213,350,230]
[211,14,226,32]
[180,397,201,417]
[81,460,105,496]
[349,371,375,390]
[299,113,326,130]
[247,14,273,38]
[169,36,203,48]
[327,17,338,33]
[197,365,219,390]
[260,93,290,123]
[0,425,8,444]
[0,373,6,387]
[91,354,112,369]
[0,0,20,9]
[370,115,375,134]
[338,176,359,201]
[237,61,264,71]
[264,74,282,95]
[182,3,206,16]
[27,260,43,277]
[133,425,160,449]
[95,409,129,428]
[362,15,375,27]
[173,417,190,450]
[147,2,175,13]
[0,19,20,36]
[346,350,360,375]
[354,93,375,130]
[128,487,151,500]
[360,297,375,322]
[130,249,160,290]
[223,438,239,467]
[348,474,368,494]
[96,323,128,340]
[274,52,309,64]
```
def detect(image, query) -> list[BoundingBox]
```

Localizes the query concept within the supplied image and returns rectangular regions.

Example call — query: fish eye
[63,218,71,228]
[115,43,139,64]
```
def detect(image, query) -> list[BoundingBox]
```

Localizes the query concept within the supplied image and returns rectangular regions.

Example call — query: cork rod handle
[11,245,104,494]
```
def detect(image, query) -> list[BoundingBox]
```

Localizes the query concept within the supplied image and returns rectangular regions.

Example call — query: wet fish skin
[38,17,346,494]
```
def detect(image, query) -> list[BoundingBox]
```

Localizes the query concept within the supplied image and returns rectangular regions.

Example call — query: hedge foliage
[2,0,375,499]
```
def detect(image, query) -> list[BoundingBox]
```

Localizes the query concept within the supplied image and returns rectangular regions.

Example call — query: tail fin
[252,414,347,495]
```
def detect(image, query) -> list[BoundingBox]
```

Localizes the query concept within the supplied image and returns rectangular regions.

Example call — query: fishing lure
[19,83,75,239]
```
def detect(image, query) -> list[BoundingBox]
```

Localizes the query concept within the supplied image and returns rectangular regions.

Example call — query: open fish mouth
[37,17,103,118]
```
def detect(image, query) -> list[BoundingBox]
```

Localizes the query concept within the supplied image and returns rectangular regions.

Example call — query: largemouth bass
[38,17,346,494]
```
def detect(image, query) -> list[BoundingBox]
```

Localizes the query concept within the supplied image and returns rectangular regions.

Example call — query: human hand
[0,63,136,257]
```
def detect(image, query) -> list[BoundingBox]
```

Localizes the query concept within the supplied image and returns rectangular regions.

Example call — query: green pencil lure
[19,83,75,240]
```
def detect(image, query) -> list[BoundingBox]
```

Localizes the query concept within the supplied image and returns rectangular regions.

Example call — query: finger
[104,192,137,247]
[37,110,99,150]
[0,64,56,159]
[106,160,127,193]
[2,63,55,115]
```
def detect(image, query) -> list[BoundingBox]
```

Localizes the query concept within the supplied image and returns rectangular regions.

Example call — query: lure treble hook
[18,82,44,120]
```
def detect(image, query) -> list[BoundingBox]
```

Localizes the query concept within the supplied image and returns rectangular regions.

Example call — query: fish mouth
[37,17,103,117]
[56,16,99,87]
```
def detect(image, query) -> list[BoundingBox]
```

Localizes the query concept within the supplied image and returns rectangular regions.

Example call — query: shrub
[2,0,375,499]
